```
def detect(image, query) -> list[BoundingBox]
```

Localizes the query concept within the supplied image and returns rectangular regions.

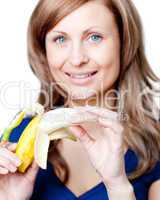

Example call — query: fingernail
[10,167,17,173]
[15,159,22,166]
[69,126,81,137]
[1,168,9,174]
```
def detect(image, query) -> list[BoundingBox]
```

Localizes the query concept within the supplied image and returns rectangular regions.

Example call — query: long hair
[27,0,160,183]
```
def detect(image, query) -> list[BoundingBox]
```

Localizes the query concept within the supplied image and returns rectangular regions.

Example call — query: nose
[68,43,89,67]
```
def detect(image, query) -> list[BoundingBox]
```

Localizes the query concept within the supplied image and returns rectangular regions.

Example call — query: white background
[0,1,160,133]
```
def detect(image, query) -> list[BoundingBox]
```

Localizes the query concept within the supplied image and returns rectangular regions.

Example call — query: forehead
[50,1,115,34]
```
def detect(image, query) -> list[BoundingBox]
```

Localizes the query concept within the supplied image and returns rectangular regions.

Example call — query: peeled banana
[1,103,99,172]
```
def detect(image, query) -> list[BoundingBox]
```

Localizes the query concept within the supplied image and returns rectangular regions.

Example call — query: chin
[69,87,97,100]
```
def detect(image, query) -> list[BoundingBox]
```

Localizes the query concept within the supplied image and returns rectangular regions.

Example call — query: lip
[64,70,98,86]
[65,70,98,76]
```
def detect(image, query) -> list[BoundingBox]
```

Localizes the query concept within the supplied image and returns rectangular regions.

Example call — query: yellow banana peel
[15,115,42,173]
[1,103,98,173]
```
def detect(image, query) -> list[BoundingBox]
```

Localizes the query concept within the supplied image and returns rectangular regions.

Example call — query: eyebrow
[51,26,103,35]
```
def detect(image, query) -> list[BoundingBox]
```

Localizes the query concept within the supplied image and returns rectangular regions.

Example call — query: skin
[0,143,39,200]
[45,0,120,108]
[0,1,159,200]
[45,1,160,199]
[46,1,136,199]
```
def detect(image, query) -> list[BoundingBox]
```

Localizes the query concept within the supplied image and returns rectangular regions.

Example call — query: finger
[0,166,9,174]
[68,125,95,148]
[0,142,17,152]
[24,160,39,183]
[0,147,21,167]
[98,117,124,134]
[0,157,17,173]
[1,142,18,152]
[84,106,118,121]
[7,143,17,152]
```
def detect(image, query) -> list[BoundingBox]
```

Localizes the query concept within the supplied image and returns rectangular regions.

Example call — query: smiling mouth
[64,70,98,86]
[65,71,98,79]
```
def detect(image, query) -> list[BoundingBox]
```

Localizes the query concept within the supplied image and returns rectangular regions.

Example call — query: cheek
[95,39,120,86]
[89,39,120,69]
[46,45,67,69]
[102,43,120,82]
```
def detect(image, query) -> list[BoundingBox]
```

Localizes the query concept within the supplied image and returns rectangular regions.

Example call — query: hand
[0,142,39,200]
[68,106,129,187]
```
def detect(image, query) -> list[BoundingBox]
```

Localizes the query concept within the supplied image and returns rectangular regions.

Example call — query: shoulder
[143,161,160,186]
[125,149,160,199]
[137,159,160,187]
[148,180,160,200]
[125,149,160,186]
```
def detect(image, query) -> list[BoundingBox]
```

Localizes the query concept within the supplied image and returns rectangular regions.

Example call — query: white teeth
[70,73,91,79]
[65,71,98,79]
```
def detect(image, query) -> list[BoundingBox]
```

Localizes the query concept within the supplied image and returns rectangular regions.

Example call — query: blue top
[8,117,160,200]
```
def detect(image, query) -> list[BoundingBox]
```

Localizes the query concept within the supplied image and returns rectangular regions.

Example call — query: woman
[0,0,160,199]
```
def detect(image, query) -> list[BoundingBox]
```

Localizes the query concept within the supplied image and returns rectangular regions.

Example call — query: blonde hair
[27,0,160,183]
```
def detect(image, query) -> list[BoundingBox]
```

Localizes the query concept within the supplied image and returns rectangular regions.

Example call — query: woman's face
[45,0,120,102]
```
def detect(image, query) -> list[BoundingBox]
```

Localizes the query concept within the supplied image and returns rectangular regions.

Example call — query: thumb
[7,142,17,152]
[24,160,39,183]
[68,125,95,149]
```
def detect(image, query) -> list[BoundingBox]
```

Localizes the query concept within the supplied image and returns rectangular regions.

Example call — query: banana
[38,107,98,134]
[34,127,77,169]
[0,102,44,144]
[49,128,77,141]
[15,115,43,172]
[1,103,99,172]
[34,107,98,169]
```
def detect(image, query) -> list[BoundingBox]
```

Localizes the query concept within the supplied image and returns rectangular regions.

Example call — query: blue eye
[89,34,102,43]
[54,36,65,44]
